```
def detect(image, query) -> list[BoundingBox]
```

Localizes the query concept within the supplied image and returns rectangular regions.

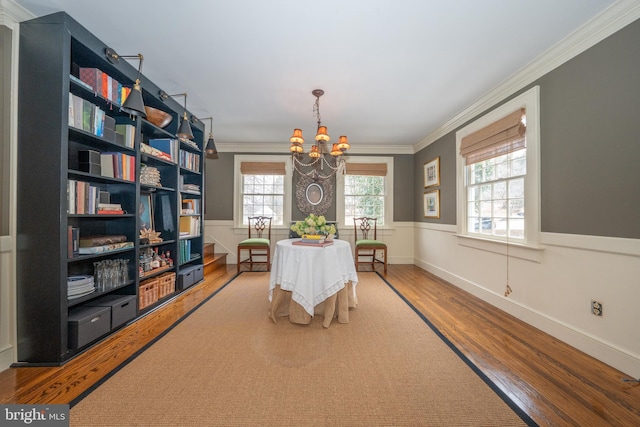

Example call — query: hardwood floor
[1,264,638,426]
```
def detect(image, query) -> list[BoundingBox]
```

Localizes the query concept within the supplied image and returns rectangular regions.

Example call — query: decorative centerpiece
[290,214,336,239]
[139,227,163,244]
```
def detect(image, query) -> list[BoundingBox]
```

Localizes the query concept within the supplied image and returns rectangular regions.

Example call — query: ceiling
[14,0,618,152]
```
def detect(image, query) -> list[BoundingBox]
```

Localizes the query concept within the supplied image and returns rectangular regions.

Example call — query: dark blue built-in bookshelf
[16,12,205,364]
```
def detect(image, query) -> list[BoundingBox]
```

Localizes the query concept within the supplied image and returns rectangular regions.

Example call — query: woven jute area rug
[70,272,535,426]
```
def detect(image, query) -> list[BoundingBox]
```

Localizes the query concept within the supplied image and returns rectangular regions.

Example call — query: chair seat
[356,239,386,247]
[239,238,270,246]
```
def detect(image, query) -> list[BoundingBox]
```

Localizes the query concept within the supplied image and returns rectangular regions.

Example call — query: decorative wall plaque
[295,175,333,215]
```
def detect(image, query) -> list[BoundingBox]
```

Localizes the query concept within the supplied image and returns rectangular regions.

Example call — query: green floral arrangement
[290,214,336,237]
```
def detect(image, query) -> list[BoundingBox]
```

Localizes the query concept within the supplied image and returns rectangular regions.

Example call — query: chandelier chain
[313,95,322,128]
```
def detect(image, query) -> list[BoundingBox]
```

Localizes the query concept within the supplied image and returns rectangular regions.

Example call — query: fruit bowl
[144,106,172,128]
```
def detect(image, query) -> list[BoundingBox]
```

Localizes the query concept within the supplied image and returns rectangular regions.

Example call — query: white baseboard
[0,344,14,373]
[414,257,640,377]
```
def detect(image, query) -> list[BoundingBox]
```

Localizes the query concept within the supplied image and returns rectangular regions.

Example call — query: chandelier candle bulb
[337,135,350,150]
[315,126,330,142]
[290,128,304,144]
[309,145,320,158]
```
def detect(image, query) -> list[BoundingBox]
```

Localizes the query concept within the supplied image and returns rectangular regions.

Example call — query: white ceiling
[14,0,619,152]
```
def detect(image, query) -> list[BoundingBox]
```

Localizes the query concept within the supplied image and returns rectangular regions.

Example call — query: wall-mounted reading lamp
[159,92,194,140]
[200,116,218,157]
[105,48,146,118]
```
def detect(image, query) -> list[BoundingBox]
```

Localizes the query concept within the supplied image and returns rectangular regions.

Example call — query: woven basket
[157,272,176,299]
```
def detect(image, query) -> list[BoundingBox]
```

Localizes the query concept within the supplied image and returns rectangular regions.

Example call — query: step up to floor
[204,243,227,275]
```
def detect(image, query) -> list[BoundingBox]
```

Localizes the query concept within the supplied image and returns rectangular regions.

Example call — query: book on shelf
[68,180,100,214]
[178,239,193,264]
[78,67,127,105]
[115,124,135,149]
[140,142,172,162]
[68,93,106,137]
[79,234,127,247]
[67,226,80,258]
[100,152,135,181]
[97,202,121,210]
[67,179,76,214]
[78,241,133,255]
[149,138,178,162]
[180,197,201,215]
[100,154,115,178]
[97,209,124,215]
[179,150,200,172]
[78,67,103,93]
[179,216,201,237]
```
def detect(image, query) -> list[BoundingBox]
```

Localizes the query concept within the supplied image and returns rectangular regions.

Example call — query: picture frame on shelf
[139,193,154,231]
[423,157,440,188]
[423,190,440,219]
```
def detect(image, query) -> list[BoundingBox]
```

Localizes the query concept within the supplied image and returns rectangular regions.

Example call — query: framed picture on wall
[424,157,440,188]
[423,190,440,219]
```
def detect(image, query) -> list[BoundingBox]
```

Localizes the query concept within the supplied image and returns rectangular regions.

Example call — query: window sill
[455,234,544,263]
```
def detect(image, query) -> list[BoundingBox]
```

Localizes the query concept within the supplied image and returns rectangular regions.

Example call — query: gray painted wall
[205,153,414,223]
[205,19,639,239]
[415,18,640,239]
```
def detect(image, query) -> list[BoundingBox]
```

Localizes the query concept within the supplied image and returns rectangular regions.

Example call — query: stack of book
[292,234,334,247]
[78,235,133,255]
[97,203,123,215]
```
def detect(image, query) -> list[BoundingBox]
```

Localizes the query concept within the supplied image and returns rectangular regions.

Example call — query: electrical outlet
[591,300,603,316]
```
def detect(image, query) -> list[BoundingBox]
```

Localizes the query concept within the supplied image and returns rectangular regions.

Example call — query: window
[344,175,385,225]
[456,86,540,247]
[234,156,291,227]
[337,157,393,229]
[241,174,284,225]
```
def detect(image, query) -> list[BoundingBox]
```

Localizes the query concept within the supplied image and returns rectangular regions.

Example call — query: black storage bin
[68,305,111,349]
[86,294,136,329]
[177,268,194,291]
[178,264,203,290]
[193,265,204,283]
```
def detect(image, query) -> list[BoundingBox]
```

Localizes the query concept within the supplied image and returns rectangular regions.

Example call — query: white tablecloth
[269,238,358,316]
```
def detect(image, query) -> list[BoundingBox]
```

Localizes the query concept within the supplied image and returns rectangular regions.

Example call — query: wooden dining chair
[353,217,387,273]
[237,216,272,273]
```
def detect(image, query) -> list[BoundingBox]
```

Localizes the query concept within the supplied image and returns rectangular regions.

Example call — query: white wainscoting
[204,220,416,266]
[0,236,15,372]
[413,222,640,378]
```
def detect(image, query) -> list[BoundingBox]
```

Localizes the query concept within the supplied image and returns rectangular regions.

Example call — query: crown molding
[216,142,414,155]
[413,0,640,154]
[0,0,34,29]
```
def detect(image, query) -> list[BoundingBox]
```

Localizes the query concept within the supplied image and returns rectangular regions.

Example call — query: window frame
[233,154,292,229]
[456,86,541,249]
[336,156,394,230]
